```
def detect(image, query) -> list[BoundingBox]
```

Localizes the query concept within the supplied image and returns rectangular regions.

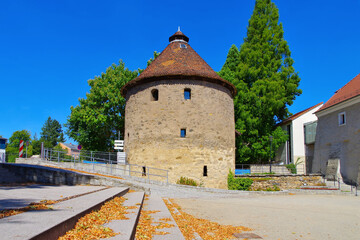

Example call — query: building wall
[124,79,235,189]
[0,149,5,163]
[313,101,360,186]
[291,109,319,158]
[276,105,321,173]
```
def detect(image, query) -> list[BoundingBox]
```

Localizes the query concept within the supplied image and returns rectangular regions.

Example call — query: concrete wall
[313,101,360,186]
[124,79,235,189]
[1,163,96,185]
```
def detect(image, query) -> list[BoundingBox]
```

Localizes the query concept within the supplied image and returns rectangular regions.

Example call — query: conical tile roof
[121,31,236,97]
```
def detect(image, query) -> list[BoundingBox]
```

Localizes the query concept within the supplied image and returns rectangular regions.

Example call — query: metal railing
[42,148,169,184]
[235,163,306,175]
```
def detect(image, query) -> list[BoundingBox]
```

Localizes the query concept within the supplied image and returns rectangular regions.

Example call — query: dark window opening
[184,88,191,100]
[180,129,186,138]
[142,166,146,176]
[203,166,208,177]
[151,89,159,101]
[339,112,346,126]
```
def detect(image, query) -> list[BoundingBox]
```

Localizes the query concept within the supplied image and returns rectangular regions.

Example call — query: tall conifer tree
[220,0,301,163]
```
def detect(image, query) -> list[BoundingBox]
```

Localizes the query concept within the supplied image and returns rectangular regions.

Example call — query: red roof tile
[317,73,360,112]
[121,31,236,97]
[280,102,323,125]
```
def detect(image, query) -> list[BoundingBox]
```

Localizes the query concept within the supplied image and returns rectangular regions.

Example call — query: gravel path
[174,194,360,240]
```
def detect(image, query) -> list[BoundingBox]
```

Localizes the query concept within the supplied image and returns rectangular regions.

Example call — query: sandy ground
[174,194,360,240]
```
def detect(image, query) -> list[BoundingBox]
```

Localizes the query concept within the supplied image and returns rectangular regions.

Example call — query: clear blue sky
[1,0,359,141]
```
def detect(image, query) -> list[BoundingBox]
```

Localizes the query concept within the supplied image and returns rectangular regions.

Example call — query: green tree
[220,0,301,163]
[219,44,240,83]
[40,117,65,147]
[6,130,33,162]
[32,133,42,155]
[65,60,139,151]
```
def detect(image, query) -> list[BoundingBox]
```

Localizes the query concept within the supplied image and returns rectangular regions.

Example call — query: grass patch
[176,177,200,187]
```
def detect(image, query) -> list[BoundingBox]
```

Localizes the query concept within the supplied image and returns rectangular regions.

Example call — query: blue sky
[1,0,359,141]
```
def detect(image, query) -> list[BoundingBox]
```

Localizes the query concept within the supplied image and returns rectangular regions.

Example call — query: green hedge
[228,170,253,190]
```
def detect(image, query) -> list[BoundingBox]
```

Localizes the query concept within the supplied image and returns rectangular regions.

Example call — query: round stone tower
[121,30,236,189]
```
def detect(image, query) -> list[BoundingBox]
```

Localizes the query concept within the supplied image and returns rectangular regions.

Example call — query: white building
[0,137,7,163]
[276,103,323,174]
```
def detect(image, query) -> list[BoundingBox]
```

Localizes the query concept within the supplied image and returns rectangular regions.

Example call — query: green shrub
[228,170,253,190]
[285,164,297,174]
[176,176,199,186]
[265,185,280,191]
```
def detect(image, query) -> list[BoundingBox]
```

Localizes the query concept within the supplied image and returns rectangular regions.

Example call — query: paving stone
[102,191,145,240]
[0,187,128,240]
[144,194,185,240]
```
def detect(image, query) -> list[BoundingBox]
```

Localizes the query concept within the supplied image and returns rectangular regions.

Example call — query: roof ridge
[317,73,360,112]
[334,73,360,93]
[281,102,323,124]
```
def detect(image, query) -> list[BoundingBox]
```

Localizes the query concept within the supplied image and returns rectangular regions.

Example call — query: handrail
[42,148,169,184]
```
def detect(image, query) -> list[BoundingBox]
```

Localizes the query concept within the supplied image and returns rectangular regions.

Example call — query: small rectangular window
[338,112,346,126]
[180,129,186,138]
[184,89,191,100]
[203,165,208,177]
[142,166,146,176]
[151,89,159,101]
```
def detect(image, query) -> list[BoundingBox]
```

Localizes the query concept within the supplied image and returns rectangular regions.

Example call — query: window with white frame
[338,112,346,126]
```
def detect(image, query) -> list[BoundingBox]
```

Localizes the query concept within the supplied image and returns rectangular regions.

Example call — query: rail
[235,163,306,175]
[42,148,169,184]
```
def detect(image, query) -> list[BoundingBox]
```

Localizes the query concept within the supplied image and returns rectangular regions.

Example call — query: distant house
[313,73,360,187]
[275,103,323,174]
[0,137,7,163]
[59,143,80,158]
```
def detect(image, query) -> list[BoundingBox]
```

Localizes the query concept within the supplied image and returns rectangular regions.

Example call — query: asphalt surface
[174,194,360,240]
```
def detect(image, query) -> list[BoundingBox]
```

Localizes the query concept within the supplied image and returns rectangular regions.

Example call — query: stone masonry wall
[237,175,323,191]
[313,102,360,186]
[124,79,235,189]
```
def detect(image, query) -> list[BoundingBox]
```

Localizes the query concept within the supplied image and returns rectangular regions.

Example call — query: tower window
[203,166,208,177]
[338,112,346,126]
[184,88,191,100]
[180,129,186,138]
[180,44,187,49]
[151,89,159,101]
[142,166,146,176]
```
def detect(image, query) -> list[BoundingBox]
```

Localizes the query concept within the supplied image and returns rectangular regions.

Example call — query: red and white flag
[19,140,24,157]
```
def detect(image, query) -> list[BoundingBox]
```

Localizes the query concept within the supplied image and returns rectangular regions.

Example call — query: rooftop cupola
[169,27,189,43]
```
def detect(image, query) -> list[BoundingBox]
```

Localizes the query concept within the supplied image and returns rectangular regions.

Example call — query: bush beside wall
[228,170,253,190]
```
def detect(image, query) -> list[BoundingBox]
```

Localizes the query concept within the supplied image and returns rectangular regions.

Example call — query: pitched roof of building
[280,102,323,125]
[61,143,79,150]
[121,30,236,97]
[317,73,360,112]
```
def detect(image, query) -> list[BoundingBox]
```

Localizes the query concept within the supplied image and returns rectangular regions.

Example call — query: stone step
[0,187,129,240]
[163,198,203,240]
[143,194,185,240]
[102,191,145,240]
